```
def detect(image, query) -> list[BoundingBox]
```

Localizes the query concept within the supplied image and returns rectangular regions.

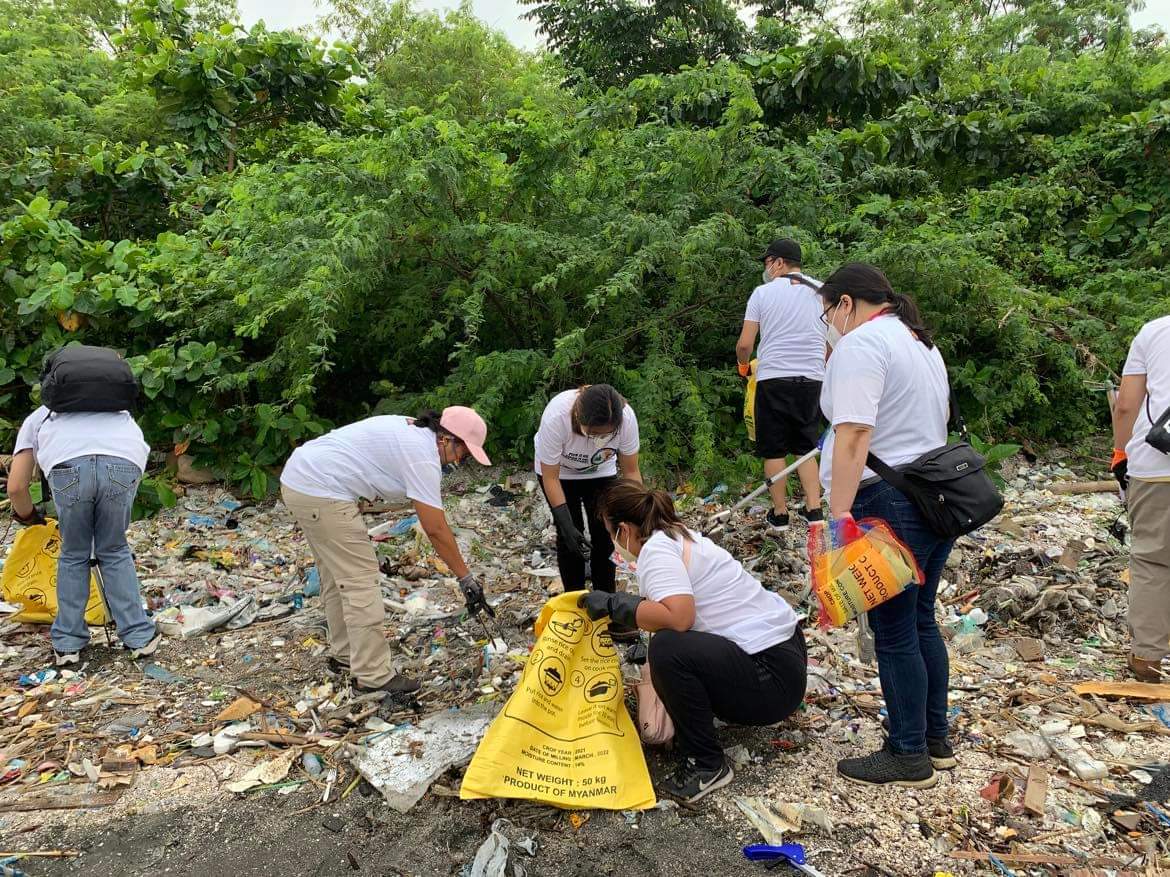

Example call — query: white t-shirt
[14,406,149,473]
[819,315,949,496]
[1122,315,1170,480]
[280,415,443,507]
[636,529,798,654]
[744,275,827,381]
[533,390,640,481]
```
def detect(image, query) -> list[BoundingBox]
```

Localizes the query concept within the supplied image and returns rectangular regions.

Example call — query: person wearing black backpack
[816,263,958,788]
[6,345,159,667]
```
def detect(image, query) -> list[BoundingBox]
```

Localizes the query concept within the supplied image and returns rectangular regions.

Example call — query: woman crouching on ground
[579,480,807,803]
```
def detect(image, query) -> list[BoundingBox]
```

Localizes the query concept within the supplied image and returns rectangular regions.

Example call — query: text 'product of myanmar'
[1,519,109,625]
[807,516,922,627]
[460,592,656,810]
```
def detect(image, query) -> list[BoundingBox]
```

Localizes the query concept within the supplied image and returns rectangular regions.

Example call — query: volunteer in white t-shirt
[534,385,641,608]
[817,262,955,789]
[736,238,826,533]
[580,480,806,804]
[1111,314,1170,682]
[7,406,159,666]
[280,408,491,694]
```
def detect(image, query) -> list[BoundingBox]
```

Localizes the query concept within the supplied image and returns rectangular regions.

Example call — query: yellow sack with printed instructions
[460,592,656,810]
[1,520,108,625]
[744,358,759,442]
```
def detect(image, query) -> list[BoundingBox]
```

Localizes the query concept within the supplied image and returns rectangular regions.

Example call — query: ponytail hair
[818,262,934,349]
[412,409,457,440]
[570,384,625,436]
[599,479,692,543]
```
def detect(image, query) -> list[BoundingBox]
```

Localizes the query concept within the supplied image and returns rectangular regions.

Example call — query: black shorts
[754,377,824,459]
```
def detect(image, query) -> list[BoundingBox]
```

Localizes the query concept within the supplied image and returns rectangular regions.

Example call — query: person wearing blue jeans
[853,483,955,762]
[816,262,956,787]
[9,407,159,666]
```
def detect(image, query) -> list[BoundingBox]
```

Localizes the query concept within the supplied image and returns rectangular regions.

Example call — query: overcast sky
[237,0,1169,51]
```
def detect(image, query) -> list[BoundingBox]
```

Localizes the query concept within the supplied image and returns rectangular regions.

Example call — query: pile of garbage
[2,457,1169,875]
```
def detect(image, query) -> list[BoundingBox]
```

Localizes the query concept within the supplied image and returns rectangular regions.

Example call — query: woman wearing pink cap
[280,407,491,694]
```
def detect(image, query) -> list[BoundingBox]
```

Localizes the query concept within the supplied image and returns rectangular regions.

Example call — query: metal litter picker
[702,448,820,538]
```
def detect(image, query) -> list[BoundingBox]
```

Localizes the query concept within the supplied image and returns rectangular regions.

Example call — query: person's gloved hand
[737,362,751,380]
[578,590,644,629]
[458,573,494,618]
[550,504,591,559]
[13,505,46,527]
[1111,449,1129,495]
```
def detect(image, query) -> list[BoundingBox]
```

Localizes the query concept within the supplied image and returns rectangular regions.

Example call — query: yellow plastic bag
[460,592,656,810]
[807,516,921,627]
[1,520,108,625]
[744,358,759,442]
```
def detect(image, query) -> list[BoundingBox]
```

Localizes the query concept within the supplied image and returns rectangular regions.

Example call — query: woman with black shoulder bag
[817,263,961,788]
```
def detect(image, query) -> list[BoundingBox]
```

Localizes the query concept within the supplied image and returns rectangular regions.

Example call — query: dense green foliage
[1,0,1167,495]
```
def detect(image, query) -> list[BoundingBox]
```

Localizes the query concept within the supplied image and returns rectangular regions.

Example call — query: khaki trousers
[281,485,396,687]
[1128,479,1170,662]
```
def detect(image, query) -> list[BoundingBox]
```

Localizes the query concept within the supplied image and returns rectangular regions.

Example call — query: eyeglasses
[819,307,832,327]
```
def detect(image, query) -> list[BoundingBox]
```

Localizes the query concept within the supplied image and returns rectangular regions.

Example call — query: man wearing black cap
[735,238,826,532]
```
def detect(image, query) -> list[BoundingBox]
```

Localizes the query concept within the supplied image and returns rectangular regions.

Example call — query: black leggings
[650,626,807,770]
[537,475,617,593]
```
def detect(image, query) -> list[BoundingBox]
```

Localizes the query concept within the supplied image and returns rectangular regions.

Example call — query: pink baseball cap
[440,406,491,465]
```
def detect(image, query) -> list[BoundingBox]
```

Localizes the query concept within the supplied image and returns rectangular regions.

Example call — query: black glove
[458,573,494,618]
[13,505,46,527]
[1112,457,1129,493]
[578,590,643,630]
[550,503,591,559]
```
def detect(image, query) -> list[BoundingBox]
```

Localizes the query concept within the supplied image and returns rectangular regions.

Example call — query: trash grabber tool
[703,448,820,538]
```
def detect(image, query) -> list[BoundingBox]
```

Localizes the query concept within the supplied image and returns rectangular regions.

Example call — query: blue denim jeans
[853,481,954,755]
[48,455,155,653]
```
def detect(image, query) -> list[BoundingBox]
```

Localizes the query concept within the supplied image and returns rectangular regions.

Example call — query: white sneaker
[54,650,81,667]
[128,632,162,659]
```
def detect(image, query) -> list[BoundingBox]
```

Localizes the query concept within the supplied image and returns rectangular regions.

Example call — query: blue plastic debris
[743,844,826,877]
[303,566,321,596]
[389,515,419,536]
[187,514,219,528]
[219,499,243,512]
[18,669,57,687]
[142,663,183,685]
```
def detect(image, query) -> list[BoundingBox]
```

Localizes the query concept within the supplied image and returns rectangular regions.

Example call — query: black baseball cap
[760,238,802,264]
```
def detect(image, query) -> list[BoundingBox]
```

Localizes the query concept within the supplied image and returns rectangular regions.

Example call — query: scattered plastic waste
[348,707,493,812]
[303,566,321,596]
[466,819,537,877]
[142,662,183,684]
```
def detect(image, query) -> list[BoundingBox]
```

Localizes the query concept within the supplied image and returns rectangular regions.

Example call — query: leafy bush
[1,0,1167,498]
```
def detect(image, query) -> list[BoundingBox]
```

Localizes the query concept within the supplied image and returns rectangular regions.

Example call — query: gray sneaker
[54,650,81,667]
[127,633,162,659]
[660,759,734,804]
[838,743,937,788]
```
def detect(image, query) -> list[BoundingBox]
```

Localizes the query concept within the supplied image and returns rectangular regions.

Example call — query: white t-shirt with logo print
[636,528,798,655]
[1122,315,1170,481]
[819,314,950,497]
[744,274,827,381]
[533,390,640,481]
[280,415,443,507]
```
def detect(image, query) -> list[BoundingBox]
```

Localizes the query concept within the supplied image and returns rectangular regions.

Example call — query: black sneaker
[837,743,937,788]
[766,510,790,534]
[879,718,957,769]
[799,507,824,525]
[127,632,162,659]
[326,656,352,676]
[660,759,734,804]
[356,674,421,695]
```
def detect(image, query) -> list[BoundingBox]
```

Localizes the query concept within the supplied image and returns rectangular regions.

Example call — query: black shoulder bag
[864,387,1005,539]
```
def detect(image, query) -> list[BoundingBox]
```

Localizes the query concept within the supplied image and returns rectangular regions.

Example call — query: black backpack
[865,388,1005,540]
[40,345,139,414]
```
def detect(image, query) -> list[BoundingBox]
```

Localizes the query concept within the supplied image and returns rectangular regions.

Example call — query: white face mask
[615,528,638,564]
[826,302,852,349]
[762,268,771,284]
[588,432,612,450]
